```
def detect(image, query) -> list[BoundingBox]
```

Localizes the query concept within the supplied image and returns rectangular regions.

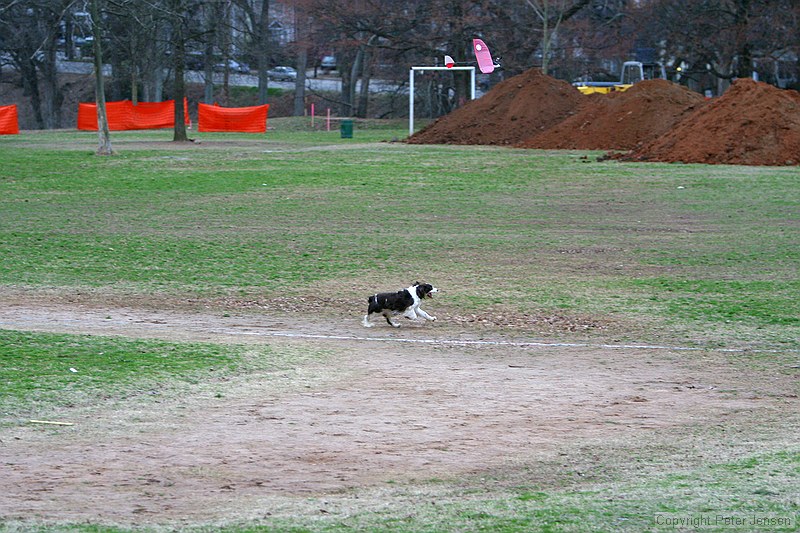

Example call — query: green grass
[631,279,800,326]
[0,329,309,422]
[1,126,798,349]
[0,124,798,531]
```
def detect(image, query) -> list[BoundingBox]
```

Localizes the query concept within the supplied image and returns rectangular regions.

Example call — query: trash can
[340,119,353,139]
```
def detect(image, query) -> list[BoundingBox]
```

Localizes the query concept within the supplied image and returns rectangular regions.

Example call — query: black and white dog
[362,282,439,328]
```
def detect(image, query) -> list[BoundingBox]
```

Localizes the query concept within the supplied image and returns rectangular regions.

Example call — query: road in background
[48,60,405,94]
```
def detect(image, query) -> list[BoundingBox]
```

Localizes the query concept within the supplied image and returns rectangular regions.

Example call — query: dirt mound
[407,68,583,145]
[518,79,707,150]
[620,79,800,166]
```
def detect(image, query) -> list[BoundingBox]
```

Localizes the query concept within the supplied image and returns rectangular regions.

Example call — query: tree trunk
[541,2,551,75]
[19,57,44,129]
[356,36,377,118]
[202,1,219,104]
[131,65,138,105]
[172,19,188,142]
[338,61,352,116]
[256,0,270,104]
[222,63,230,106]
[91,0,113,155]
[344,46,364,116]
[147,24,167,102]
[40,41,63,128]
[452,39,470,108]
[733,0,754,79]
[356,76,371,118]
[65,17,75,60]
[736,42,754,79]
[154,66,164,102]
[293,46,307,116]
[220,2,231,106]
[203,40,215,104]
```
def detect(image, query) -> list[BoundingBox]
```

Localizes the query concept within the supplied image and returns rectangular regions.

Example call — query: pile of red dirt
[407,68,583,145]
[518,79,707,150]
[617,78,800,166]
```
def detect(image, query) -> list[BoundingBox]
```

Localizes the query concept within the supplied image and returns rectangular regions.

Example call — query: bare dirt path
[1,297,796,526]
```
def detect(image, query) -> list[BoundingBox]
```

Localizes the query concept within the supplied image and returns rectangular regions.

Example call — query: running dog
[362,282,439,328]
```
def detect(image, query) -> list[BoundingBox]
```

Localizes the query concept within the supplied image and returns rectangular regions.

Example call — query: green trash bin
[340,119,353,139]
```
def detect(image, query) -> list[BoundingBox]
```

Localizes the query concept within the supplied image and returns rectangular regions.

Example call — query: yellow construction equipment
[573,61,665,95]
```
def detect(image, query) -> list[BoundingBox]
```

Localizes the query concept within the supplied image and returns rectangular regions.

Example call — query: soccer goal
[408,66,475,136]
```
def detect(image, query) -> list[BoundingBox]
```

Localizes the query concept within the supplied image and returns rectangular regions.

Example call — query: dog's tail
[366,294,380,314]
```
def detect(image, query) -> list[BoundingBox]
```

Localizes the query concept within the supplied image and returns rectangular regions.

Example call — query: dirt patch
[0,286,614,341]
[612,78,800,166]
[518,79,707,150]
[407,68,583,145]
[1,298,797,525]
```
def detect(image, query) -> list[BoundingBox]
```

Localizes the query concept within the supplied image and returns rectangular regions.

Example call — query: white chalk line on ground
[0,310,794,354]
[220,329,793,354]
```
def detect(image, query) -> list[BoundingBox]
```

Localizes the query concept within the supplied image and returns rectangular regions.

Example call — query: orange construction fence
[0,104,19,134]
[198,103,269,133]
[77,99,189,131]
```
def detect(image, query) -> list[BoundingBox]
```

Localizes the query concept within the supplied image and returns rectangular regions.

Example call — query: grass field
[1,121,798,531]
[2,125,798,349]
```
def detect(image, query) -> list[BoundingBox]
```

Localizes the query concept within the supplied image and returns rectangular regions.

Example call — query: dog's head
[414,282,439,299]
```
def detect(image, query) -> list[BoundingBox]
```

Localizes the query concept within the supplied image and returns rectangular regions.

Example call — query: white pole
[409,69,415,137]
[470,68,476,100]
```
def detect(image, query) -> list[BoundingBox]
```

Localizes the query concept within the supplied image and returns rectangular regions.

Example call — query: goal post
[409,66,476,137]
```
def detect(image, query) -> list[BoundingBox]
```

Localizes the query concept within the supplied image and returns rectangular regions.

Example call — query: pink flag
[473,38,495,74]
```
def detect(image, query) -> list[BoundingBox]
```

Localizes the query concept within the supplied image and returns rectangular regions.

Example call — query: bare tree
[524,0,591,75]
[200,0,222,104]
[90,0,113,154]
[640,0,798,93]
[292,4,312,117]
[256,0,270,104]
[162,0,197,141]
[0,0,72,128]
[233,0,271,104]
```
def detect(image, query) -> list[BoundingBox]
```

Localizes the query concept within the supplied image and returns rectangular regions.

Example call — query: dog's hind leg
[363,296,379,327]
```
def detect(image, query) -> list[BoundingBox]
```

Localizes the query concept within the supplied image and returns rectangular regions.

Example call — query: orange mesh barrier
[77,99,189,131]
[198,103,269,133]
[0,105,19,134]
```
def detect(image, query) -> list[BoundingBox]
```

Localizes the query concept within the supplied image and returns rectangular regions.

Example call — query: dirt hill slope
[407,68,583,145]
[619,78,800,166]
[518,79,707,150]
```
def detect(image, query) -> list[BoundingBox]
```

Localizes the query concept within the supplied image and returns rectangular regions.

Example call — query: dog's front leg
[404,309,418,320]
[416,308,436,322]
[383,311,401,328]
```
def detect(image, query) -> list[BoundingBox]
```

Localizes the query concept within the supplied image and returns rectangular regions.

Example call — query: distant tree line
[0,0,797,130]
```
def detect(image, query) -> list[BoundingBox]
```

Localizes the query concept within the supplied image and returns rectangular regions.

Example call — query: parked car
[267,66,297,82]
[213,59,250,74]
[320,55,336,73]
